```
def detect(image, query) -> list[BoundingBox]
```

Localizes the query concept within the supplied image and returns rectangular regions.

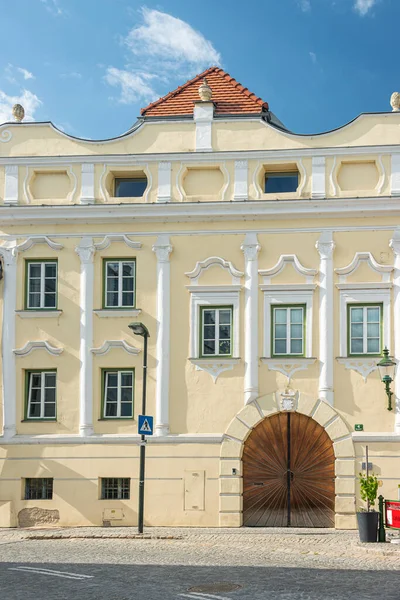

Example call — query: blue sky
[0,0,399,139]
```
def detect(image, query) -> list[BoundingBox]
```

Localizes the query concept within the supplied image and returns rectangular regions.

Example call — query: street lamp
[129,321,150,534]
[377,347,396,411]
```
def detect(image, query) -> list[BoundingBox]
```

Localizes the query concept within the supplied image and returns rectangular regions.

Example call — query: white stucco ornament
[198,78,213,102]
[12,104,25,122]
[390,92,400,112]
[279,388,299,412]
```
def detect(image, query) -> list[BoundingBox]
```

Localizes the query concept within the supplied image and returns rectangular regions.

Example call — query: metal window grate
[25,478,53,500]
[101,478,130,500]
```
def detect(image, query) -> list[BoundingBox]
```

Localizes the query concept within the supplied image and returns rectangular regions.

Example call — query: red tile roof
[141,67,269,117]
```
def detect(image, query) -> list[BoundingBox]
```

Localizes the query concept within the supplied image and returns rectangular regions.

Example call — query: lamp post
[377,347,396,411]
[129,322,150,534]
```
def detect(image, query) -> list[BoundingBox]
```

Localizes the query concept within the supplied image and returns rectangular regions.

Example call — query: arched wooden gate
[243,412,335,527]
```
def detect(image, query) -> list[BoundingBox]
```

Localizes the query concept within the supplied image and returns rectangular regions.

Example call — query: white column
[4,166,18,205]
[80,164,95,204]
[193,102,213,152]
[233,160,248,201]
[0,243,18,438]
[157,162,172,203]
[241,233,261,405]
[316,231,335,405]
[75,237,96,436]
[312,157,326,199]
[152,235,173,436]
[390,230,400,432]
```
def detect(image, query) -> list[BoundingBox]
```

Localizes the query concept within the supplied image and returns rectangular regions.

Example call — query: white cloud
[40,0,66,17]
[0,89,42,124]
[104,67,158,104]
[298,0,311,11]
[105,8,221,105]
[17,67,34,80]
[354,0,376,15]
[309,51,317,64]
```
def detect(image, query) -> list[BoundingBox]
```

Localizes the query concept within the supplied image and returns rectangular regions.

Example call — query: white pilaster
[233,160,248,201]
[157,162,172,203]
[152,235,173,436]
[0,242,18,438]
[390,229,400,432]
[4,166,18,205]
[312,157,326,199]
[316,231,335,405]
[391,154,400,196]
[80,163,95,204]
[193,102,213,152]
[241,233,261,404]
[75,237,96,436]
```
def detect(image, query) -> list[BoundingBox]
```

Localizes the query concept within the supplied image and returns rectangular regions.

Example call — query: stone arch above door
[219,392,356,529]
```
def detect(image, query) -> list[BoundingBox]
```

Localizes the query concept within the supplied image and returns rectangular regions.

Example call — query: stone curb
[25,534,182,540]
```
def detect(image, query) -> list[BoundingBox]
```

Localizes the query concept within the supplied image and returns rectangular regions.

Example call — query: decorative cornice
[336,357,378,382]
[91,340,141,356]
[335,251,393,283]
[259,254,317,282]
[15,236,63,253]
[261,357,316,381]
[186,256,244,285]
[93,235,142,251]
[13,341,63,357]
[189,358,240,383]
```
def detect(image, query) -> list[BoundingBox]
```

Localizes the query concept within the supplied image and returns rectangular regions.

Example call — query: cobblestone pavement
[0,527,399,599]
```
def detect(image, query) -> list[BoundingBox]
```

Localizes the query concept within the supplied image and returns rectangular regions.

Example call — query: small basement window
[114,177,147,198]
[265,172,299,194]
[25,478,53,500]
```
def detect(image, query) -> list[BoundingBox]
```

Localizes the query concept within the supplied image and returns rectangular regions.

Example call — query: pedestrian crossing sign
[138,415,154,436]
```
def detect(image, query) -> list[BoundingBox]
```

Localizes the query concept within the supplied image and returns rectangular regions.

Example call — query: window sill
[336,357,379,382]
[16,310,62,319]
[189,357,240,383]
[98,418,135,421]
[21,419,57,422]
[261,357,316,379]
[94,309,142,318]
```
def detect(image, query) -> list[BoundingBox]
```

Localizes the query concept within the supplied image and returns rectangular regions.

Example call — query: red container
[385,501,400,529]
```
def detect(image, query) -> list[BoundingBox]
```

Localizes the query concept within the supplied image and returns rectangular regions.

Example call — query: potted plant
[357,472,379,543]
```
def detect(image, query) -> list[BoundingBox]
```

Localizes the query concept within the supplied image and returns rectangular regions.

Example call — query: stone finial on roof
[12,103,25,122]
[198,78,213,102]
[390,92,400,112]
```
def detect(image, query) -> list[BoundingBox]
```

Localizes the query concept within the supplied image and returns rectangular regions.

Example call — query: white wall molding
[13,341,63,357]
[93,309,141,318]
[67,165,78,203]
[377,155,386,194]
[190,358,240,383]
[233,160,248,201]
[390,228,400,433]
[335,251,393,283]
[336,357,378,382]
[312,156,326,199]
[391,154,400,196]
[261,357,316,381]
[75,237,96,437]
[15,236,63,253]
[157,161,172,203]
[93,234,142,251]
[0,129,12,143]
[259,254,317,284]
[91,340,141,356]
[193,102,213,152]
[4,165,18,205]
[0,432,224,445]
[329,156,338,196]
[297,158,307,196]
[0,242,18,438]
[81,163,95,204]
[152,235,173,437]
[241,233,261,404]
[186,256,244,285]
[316,231,335,405]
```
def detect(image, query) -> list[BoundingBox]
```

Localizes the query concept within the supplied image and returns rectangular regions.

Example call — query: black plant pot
[357,511,378,543]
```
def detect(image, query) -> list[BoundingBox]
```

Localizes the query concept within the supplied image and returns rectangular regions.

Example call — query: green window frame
[272,305,305,357]
[103,259,136,309]
[24,478,53,500]
[102,369,134,419]
[348,303,382,356]
[100,478,130,500]
[25,260,58,310]
[25,370,57,420]
[200,306,233,357]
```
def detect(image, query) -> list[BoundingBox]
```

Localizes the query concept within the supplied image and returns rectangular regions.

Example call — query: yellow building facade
[0,67,399,529]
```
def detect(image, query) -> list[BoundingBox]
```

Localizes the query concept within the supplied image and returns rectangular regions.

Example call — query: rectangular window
[26,261,57,309]
[103,370,134,419]
[101,478,130,500]
[272,306,304,356]
[25,478,53,500]
[200,306,233,357]
[349,304,382,355]
[104,260,136,308]
[265,172,299,194]
[26,371,56,420]
[114,178,147,198]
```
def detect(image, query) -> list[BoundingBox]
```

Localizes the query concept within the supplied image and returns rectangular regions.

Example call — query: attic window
[265,172,299,194]
[115,177,147,198]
